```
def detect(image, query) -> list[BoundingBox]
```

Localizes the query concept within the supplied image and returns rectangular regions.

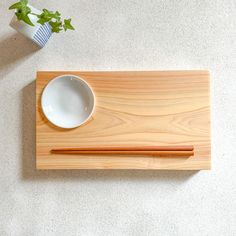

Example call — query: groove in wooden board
[36,71,211,170]
[51,145,194,151]
[50,150,194,156]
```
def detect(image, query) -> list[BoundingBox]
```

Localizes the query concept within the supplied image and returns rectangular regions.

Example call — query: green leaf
[9,0,28,10]
[49,20,62,33]
[43,9,61,20]
[53,11,61,20]
[37,14,50,25]
[15,11,23,20]
[43,9,54,19]
[20,0,28,4]
[42,8,50,16]
[36,9,58,25]
[37,17,48,25]
[22,14,34,26]
[25,6,31,15]
[9,0,33,26]
[9,2,21,10]
[63,18,75,31]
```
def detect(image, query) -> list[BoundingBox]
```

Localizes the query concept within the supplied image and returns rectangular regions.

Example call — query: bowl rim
[41,74,96,129]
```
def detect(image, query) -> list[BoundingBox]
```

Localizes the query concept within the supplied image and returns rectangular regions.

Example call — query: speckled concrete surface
[0,0,236,235]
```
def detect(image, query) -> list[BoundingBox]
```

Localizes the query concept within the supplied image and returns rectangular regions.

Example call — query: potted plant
[9,0,75,48]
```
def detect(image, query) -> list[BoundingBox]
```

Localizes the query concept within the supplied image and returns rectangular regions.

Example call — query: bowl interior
[41,75,95,128]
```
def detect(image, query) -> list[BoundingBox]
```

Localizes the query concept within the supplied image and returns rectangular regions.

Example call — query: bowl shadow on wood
[0,33,39,77]
[21,81,198,182]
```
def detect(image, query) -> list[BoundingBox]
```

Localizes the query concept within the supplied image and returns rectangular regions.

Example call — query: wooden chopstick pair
[51,145,194,157]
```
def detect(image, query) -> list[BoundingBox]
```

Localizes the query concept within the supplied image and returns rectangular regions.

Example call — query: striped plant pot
[32,22,52,48]
[9,5,52,48]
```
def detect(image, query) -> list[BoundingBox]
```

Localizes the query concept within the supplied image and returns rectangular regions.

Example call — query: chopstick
[51,145,194,157]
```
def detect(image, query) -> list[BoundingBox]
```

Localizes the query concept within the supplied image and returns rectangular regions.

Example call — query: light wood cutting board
[36,71,211,170]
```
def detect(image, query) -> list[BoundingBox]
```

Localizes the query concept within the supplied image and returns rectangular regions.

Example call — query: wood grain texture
[36,71,211,170]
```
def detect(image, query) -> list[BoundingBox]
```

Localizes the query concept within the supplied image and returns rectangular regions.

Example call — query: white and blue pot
[10,5,52,48]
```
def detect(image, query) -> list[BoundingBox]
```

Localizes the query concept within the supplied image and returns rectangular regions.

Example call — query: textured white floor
[1,0,236,235]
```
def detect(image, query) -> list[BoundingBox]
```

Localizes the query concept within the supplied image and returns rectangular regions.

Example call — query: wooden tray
[36,71,211,170]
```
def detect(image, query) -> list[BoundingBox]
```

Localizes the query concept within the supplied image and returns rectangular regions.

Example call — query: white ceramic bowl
[41,75,95,129]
